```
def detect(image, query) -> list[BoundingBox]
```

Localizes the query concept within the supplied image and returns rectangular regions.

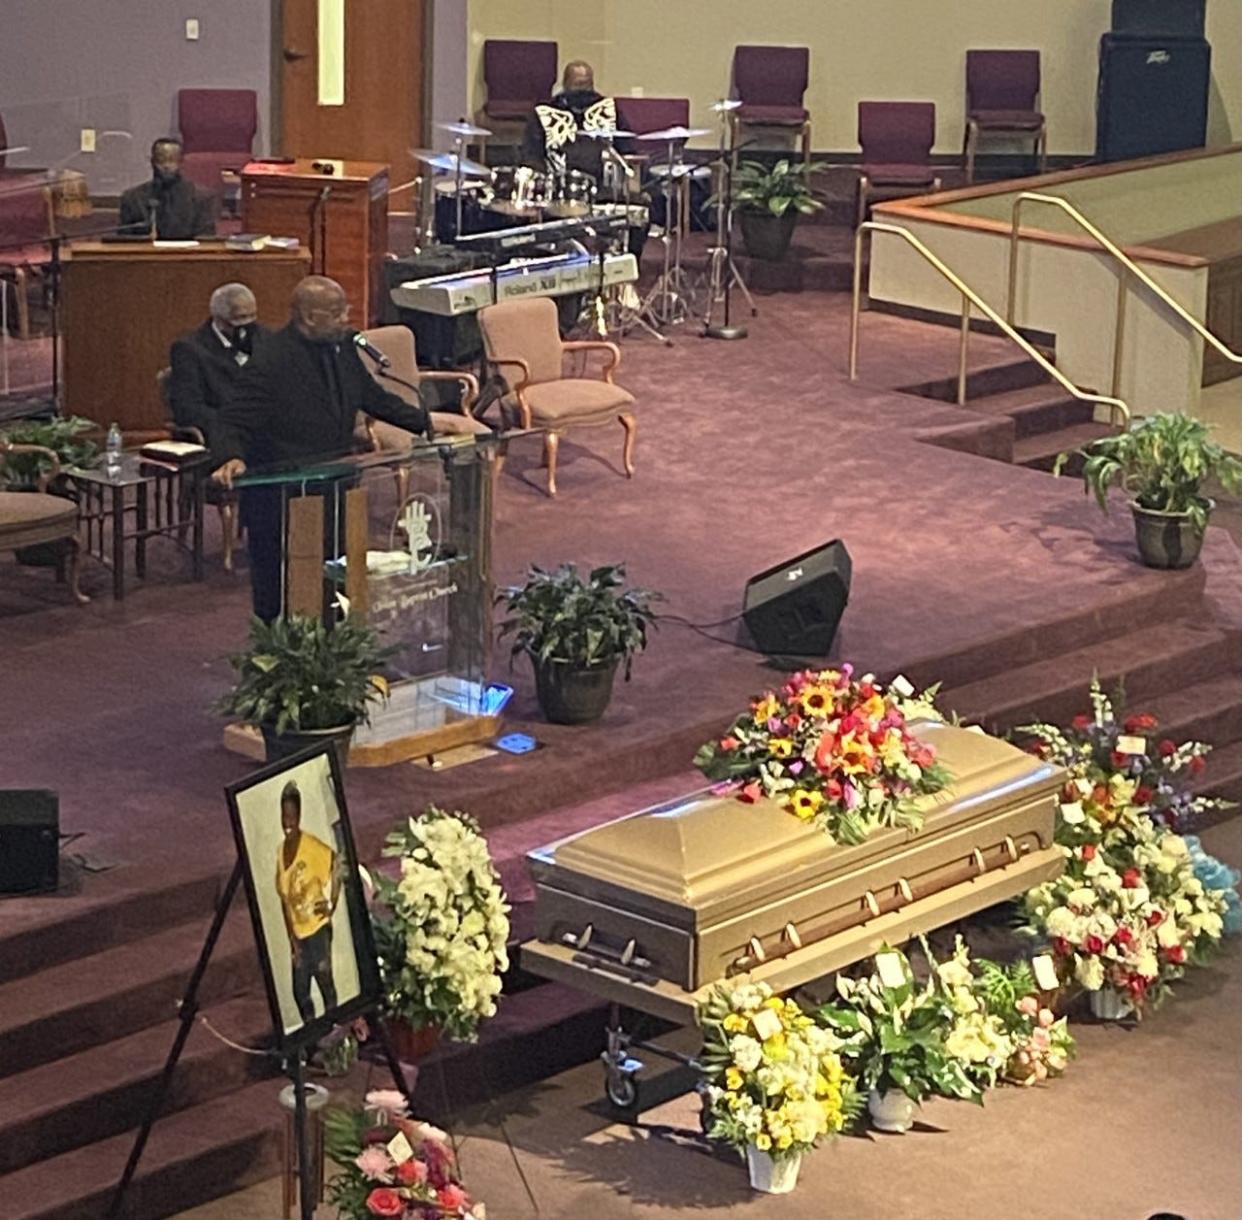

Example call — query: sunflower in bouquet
[699,980,862,1160]
[694,666,950,845]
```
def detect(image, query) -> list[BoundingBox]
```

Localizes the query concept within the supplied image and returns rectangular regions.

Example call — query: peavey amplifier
[1096,33,1211,162]
[742,539,851,656]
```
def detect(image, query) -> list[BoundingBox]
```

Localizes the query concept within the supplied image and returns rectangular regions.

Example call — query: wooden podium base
[222,715,501,769]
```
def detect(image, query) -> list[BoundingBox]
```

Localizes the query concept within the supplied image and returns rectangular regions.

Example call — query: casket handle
[1003,835,1019,862]
[863,890,881,918]
[784,922,802,950]
[749,936,767,963]
[897,877,913,903]
[563,923,595,951]
[972,848,986,874]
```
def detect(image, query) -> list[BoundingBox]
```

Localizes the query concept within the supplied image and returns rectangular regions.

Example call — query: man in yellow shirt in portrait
[274,780,341,1025]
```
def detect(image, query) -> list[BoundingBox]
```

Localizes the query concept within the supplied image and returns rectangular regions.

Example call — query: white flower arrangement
[369,808,511,1042]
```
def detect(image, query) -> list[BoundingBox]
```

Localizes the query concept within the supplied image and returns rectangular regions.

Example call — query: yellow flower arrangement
[699,981,861,1162]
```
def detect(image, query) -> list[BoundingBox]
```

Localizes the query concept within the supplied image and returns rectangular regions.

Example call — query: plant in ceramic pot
[817,946,981,1133]
[699,980,860,1193]
[497,563,659,725]
[367,807,510,1061]
[1057,412,1242,569]
[216,614,392,763]
[727,158,826,261]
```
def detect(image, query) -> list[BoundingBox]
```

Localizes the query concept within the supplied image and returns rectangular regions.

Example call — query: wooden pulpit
[240,160,389,327]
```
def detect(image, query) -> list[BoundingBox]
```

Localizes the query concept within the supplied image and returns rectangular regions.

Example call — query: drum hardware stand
[702,99,755,339]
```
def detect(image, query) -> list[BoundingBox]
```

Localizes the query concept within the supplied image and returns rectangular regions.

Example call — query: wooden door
[279,0,423,207]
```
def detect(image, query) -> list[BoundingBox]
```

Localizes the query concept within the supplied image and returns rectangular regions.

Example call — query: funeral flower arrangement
[325,1090,483,1219]
[1018,681,1237,1014]
[368,809,511,1041]
[699,981,861,1159]
[929,940,1074,1087]
[817,945,995,1114]
[694,666,950,844]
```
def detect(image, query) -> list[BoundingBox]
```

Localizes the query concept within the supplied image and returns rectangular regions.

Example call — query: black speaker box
[743,540,851,656]
[0,789,59,894]
[1096,34,1211,162]
[1111,0,1205,38]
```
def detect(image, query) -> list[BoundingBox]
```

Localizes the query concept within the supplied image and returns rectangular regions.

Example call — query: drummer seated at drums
[522,60,620,181]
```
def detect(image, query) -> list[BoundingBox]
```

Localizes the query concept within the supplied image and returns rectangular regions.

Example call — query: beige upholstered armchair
[0,441,87,603]
[477,297,636,497]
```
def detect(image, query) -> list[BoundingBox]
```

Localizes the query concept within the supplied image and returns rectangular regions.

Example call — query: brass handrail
[849,221,1130,429]
[1007,191,1242,398]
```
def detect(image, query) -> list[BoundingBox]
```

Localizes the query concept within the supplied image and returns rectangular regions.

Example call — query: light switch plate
[185,17,200,40]
[80,128,96,153]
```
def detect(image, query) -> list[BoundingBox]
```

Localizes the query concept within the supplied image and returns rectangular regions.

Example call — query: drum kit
[408,114,754,343]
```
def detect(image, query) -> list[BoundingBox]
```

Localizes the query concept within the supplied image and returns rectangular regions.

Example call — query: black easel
[106,862,415,1220]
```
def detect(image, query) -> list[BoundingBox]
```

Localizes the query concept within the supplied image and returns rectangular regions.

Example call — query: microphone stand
[703,105,753,340]
[374,364,437,443]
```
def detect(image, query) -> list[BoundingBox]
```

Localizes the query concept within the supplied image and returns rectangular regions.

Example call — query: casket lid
[529,721,1060,922]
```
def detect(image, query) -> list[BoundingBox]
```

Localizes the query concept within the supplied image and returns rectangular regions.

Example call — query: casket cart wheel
[604,1066,640,1110]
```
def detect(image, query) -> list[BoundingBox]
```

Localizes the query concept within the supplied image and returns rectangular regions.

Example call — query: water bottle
[105,422,123,476]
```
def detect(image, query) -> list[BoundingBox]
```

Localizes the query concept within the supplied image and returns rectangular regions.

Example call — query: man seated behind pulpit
[168,283,269,443]
[118,138,215,239]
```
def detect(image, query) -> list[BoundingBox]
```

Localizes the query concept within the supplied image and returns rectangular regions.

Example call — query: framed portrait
[225,743,381,1051]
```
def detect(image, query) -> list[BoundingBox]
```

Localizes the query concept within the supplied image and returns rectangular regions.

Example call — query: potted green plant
[1058,412,1242,569]
[216,614,392,763]
[497,563,659,725]
[817,946,981,1134]
[728,158,826,261]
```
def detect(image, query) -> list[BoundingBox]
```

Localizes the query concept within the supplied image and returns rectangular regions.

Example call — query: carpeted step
[1013,421,1114,472]
[967,383,1096,439]
[0,995,274,1175]
[0,1077,285,1220]
[0,913,259,1078]
[0,864,227,983]
[898,354,1053,405]
[1142,673,1242,751]
[943,620,1236,735]
[410,979,611,1117]
[1193,738,1242,808]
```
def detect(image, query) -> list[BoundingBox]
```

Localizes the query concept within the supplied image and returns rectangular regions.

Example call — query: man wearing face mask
[211,275,432,620]
[167,283,268,443]
[522,60,619,180]
[119,138,215,239]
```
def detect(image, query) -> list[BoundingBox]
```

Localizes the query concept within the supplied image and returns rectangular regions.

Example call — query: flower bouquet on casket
[694,666,950,845]
[324,1090,483,1218]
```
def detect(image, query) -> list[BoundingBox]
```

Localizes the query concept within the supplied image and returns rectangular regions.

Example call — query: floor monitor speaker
[0,789,59,894]
[743,540,851,656]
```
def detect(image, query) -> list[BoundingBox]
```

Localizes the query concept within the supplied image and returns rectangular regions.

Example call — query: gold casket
[522,721,1064,1025]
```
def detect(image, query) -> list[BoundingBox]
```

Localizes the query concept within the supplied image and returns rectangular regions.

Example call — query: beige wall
[468,0,1242,155]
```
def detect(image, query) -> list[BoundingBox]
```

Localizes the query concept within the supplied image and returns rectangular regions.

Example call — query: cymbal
[438,120,492,138]
[579,127,636,140]
[649,163,712,181]
[635,125,711,142]
[710,99,743,112]
[410,149,491,177]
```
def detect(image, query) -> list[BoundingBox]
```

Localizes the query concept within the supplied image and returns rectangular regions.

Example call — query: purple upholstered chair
[963,50,1046,183]
[615,97,690,137]
[731,45,812,164]
[177,88,258,199]
[856,101,942,226]
[0,178,53,338]
[481,40,558,122]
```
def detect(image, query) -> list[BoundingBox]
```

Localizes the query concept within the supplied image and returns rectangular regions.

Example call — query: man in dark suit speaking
[212,276,431,621]
[168,283,268,442]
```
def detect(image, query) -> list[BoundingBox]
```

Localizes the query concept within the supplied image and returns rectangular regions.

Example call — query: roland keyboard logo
[786,566,804,582]
[1147,50,1171,65]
